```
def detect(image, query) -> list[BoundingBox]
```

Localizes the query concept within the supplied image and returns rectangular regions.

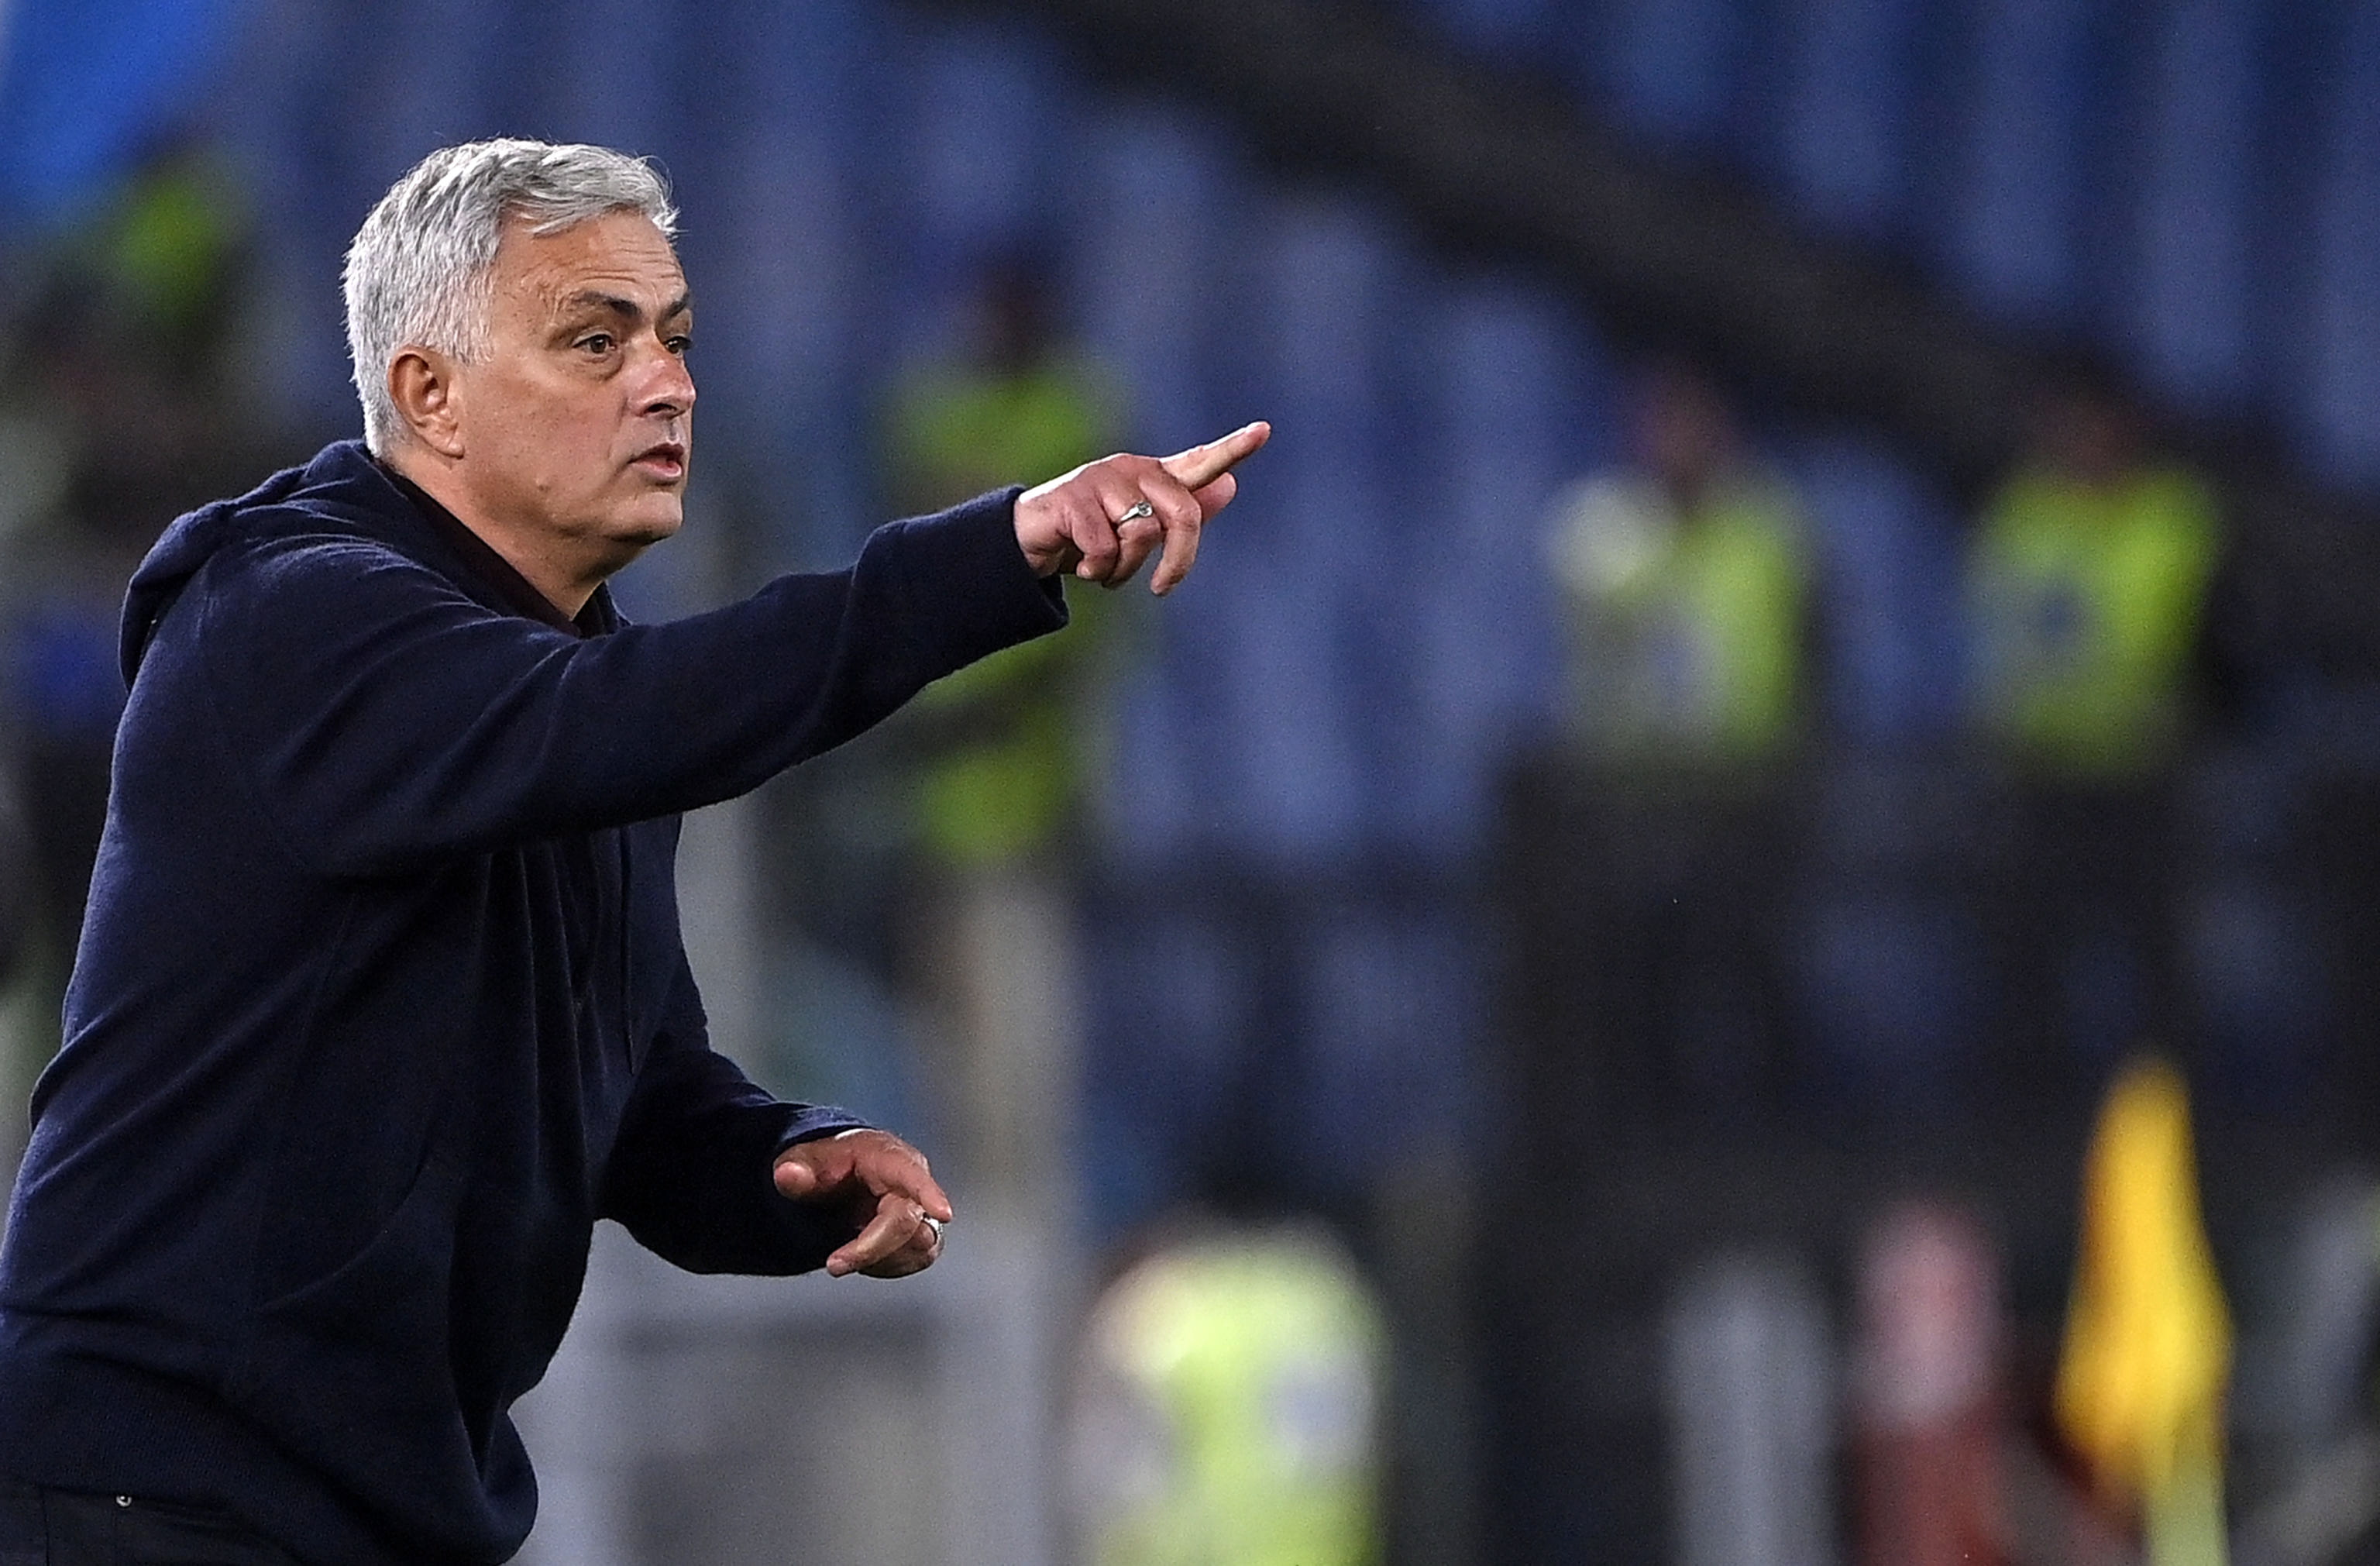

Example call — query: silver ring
[920,1214,946,1243]
[1115,500,1155,526]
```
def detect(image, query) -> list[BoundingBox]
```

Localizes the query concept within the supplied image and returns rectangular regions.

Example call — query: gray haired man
[0,139,1264,1564]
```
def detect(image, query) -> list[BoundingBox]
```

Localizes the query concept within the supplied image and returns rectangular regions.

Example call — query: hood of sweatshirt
[120,441,394,685]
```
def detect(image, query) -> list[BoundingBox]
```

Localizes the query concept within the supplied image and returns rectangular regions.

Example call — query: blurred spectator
[1,146,270,974]
[882,254,1126,876]
[2228,1174,2380,1566]
[1543,361,1816,766]
[1961,370,2232,1078]
[1852,1200,2013,1566]
[1065,1221,1384,1566]
[1519,365,1816,1118]
[1968,367,2222,778]
[875,253,1124,1207]
[1663,1248,1835,1566]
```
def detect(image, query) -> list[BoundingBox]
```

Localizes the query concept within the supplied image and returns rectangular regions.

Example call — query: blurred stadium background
[7,0,2380,1562]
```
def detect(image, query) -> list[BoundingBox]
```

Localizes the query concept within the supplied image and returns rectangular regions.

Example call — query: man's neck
[380,444,600,618]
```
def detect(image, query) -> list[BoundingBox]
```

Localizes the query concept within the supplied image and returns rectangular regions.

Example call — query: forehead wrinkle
[528,272,679,329]
[494,213,685,322]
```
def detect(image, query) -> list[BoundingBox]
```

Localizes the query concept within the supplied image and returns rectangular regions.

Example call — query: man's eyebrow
[559,290,694,322]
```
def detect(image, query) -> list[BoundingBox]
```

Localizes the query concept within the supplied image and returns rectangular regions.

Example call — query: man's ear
[387,348,466,459]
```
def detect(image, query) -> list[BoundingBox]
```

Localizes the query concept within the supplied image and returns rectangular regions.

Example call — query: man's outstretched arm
[197,423,1269,879]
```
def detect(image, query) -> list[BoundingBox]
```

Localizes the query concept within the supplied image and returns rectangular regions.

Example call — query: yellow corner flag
[2055,1056,2232,1566]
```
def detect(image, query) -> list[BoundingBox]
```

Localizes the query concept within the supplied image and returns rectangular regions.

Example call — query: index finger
[1160,421,1271,492]
[827,1193,927,1277]
[851,1146,954,1224]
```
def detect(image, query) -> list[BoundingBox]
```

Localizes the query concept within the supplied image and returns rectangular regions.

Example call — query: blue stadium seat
[1938,0,2110,326]
[2299,0,2380,491]
[1296,907,1481,1189]
[1773,0,1919,243]
[1067,101,1255,862]
[0,0,243,223]
[1790,883,1988,1111]
[354,0,518,160]
[1407,0,1560,64]
[1069,98,1245,455]
[2249,0,2354,456]
[662,1,886,560]
[1782,432,1964,745]
[1581,0,1745,149]
[886,12,1072,356]
[1080,907,1253,1236]
[212,0,373,432]
[1388,274,1608,854]
[2124,0,2258,417]
[1195,191,1403,862]
[531,0,679,155]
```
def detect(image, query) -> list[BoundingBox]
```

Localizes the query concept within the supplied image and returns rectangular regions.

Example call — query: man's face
[450,208,694,571]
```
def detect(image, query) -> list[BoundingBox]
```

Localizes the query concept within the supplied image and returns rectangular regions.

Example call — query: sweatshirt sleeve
[597,952,867,1275]
[193,490,1064,876]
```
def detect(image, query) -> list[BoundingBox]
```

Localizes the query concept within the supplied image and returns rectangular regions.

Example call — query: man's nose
[638,343,696,418]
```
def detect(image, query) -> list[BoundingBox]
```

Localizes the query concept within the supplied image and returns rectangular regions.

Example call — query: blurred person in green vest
[877,253,1131,1221]
[1067,1224,1386,1566]
[1544,360,1814,767]
[885,253,1126,870]
[1533,363,1811,1113]
[5,144,272,993]
[1965,368,2230,1070]
[1968,367,2220,778]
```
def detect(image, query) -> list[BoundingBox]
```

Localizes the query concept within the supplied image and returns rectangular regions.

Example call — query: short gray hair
[342,139,678,455]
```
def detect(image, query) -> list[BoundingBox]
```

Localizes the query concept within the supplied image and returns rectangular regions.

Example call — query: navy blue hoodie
[0,441,1064,1563]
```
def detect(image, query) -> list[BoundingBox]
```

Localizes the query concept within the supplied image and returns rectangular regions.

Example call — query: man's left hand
[772,1129,951,1279]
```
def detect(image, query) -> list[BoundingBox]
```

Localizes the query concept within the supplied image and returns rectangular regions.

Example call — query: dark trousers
[0,1482,298,1565]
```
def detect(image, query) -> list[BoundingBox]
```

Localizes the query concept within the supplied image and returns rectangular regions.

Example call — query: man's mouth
[633,442,687,481]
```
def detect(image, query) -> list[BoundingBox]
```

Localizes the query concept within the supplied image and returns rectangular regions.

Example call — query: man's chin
[615,500,686,549]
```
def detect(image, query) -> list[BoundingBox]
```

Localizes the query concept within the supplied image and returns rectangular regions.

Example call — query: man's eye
[666,336,693,356]
[577,333,615,355]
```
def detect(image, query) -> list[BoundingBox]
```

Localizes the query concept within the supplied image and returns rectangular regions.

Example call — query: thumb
[773,1151,833,1200]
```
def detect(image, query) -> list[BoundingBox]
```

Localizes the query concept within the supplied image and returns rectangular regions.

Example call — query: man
[1964,367,2218,1075]
[1967,367,2220,778]
[1543,360,1813,765]
[0,139,1265,1565]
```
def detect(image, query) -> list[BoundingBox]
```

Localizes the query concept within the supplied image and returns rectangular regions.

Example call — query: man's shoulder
[141,440,414,567]
[229,444,476,576]
[122,442,462,681]
[208,516,430,579]
[166,511,451,630]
